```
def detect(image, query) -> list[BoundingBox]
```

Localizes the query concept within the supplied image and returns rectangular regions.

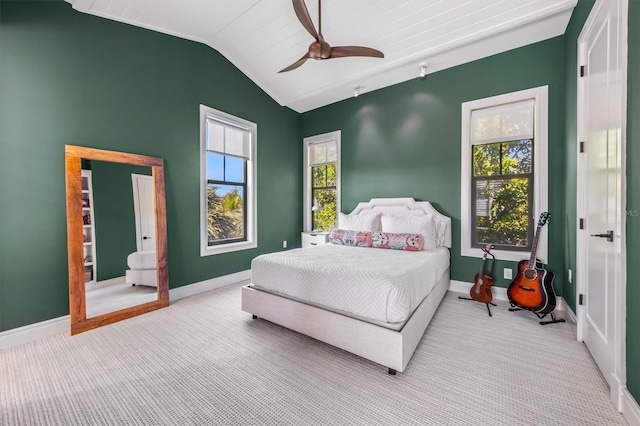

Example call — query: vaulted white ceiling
[66,0,577,113]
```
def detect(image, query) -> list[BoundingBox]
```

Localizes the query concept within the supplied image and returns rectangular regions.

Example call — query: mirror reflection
[81,160,158,318]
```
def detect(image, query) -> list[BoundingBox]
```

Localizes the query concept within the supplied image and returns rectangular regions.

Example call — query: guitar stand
[458,296,497,317]
[508,307,566,325]
[459,247,497,317]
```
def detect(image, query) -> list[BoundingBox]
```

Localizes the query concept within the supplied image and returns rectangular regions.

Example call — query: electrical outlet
[568,269,572,283]
[282,240,287,248]
[503,268,513,280]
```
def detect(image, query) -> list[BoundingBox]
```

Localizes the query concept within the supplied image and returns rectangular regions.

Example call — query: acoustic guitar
[507,212,557,315]
[470,244,494,304]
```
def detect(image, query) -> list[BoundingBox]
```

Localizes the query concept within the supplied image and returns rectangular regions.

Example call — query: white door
[577,0,626,402]
[132,174,156,252]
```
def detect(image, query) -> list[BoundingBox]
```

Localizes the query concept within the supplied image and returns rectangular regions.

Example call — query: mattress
[251,244,450,327]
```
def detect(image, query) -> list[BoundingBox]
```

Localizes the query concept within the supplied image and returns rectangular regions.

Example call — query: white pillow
[380,214,436,251]
[433,217,447,247]
[338,212,381,232]
[408,212,447,247]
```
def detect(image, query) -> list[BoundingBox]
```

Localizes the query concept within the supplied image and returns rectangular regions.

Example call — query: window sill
[201,240,257,257]
[461,246,543,263]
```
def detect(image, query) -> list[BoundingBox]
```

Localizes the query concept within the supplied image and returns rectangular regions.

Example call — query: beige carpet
[0,283,626,425]
[85,280,157,318]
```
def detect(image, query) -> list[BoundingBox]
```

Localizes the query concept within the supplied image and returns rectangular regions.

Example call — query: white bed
[251,244,450,329]
[242,198,452,374]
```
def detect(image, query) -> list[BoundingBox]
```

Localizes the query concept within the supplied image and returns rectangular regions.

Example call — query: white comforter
[251,244,450,325]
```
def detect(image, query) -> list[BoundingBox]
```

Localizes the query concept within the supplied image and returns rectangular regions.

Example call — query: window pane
[312,188,336,231]
[475,177,530,247]
[501,140,532,174]
[473,143,501,176]
[311,144,327,164]
[225,156,245,183]
[206,121,225,153]
[326,143,337,163]
[224,126,249,159]
[207,183,245,244]
[312,165,326,188]
[471,100,534,144]
[207,152,224,181]
[473,140,532,177]
[326,164,336,186]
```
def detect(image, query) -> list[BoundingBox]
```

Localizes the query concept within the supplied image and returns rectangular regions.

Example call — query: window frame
[460,86,548,262]
[200,105,257,256]
[303,131,341,232]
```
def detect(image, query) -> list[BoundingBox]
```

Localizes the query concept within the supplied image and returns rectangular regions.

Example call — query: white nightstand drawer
[301,232,329,248]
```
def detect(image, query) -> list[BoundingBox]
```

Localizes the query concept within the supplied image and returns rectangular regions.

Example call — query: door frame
[131,173,154,252]
[575,0,628,409]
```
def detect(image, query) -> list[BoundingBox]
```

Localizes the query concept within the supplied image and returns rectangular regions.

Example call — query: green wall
[0,1,301,331]
[90,161,151,282]
[625,0,640,404]
[301,37,567,290]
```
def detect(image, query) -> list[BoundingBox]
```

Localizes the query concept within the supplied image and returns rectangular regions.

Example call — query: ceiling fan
[279,0,384,73]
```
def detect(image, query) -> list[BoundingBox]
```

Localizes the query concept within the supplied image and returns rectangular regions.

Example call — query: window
[303,131,341,232]
[461,86,548,262]
[200,105,257,256]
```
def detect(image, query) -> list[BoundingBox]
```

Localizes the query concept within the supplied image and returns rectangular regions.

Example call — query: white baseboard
[621,387,640,426]
[556,297,577,323]
[0,270,251,350]
[0,315,70,350]
[449,280,570,316]
[94,276,126,288]
[169,270,251,302]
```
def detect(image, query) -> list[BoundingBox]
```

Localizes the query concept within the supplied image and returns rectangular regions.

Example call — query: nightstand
[301,231,330,248]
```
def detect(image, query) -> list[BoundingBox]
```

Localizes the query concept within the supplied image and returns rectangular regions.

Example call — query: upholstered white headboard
[345,197,452,248]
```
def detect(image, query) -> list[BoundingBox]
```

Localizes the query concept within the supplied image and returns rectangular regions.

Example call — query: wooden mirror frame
[65,145,169,335]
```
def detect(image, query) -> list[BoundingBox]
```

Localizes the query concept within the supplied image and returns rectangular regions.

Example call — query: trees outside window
[472,139,533,250]
[206,153,246,244]
[312,164,336,231]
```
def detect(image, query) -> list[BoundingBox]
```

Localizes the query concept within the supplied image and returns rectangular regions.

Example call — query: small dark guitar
[470,244,494,304]
[507,212,557,315]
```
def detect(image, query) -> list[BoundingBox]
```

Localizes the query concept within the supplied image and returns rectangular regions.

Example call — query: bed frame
[241,198,452,374]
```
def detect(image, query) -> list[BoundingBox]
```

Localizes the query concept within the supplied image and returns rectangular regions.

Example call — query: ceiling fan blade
[292,0,319,40]
[329,46,384,59]
[278,54,311,73]
[279,1,384,73]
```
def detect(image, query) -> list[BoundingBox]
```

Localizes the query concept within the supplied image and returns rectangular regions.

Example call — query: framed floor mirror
[65,145,169,335]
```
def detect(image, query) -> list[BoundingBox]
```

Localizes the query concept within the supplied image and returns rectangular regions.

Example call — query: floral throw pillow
[370,232,424,251]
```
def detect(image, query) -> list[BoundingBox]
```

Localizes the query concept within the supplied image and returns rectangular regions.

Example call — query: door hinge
[580,65,585,77]
[579,294,585,306]
[579,218,585,229]
[580,141,585,153]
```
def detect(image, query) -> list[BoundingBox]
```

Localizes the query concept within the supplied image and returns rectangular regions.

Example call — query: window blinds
[207,118,251,160]
[308,139,337,167]
[471,99,534,145]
